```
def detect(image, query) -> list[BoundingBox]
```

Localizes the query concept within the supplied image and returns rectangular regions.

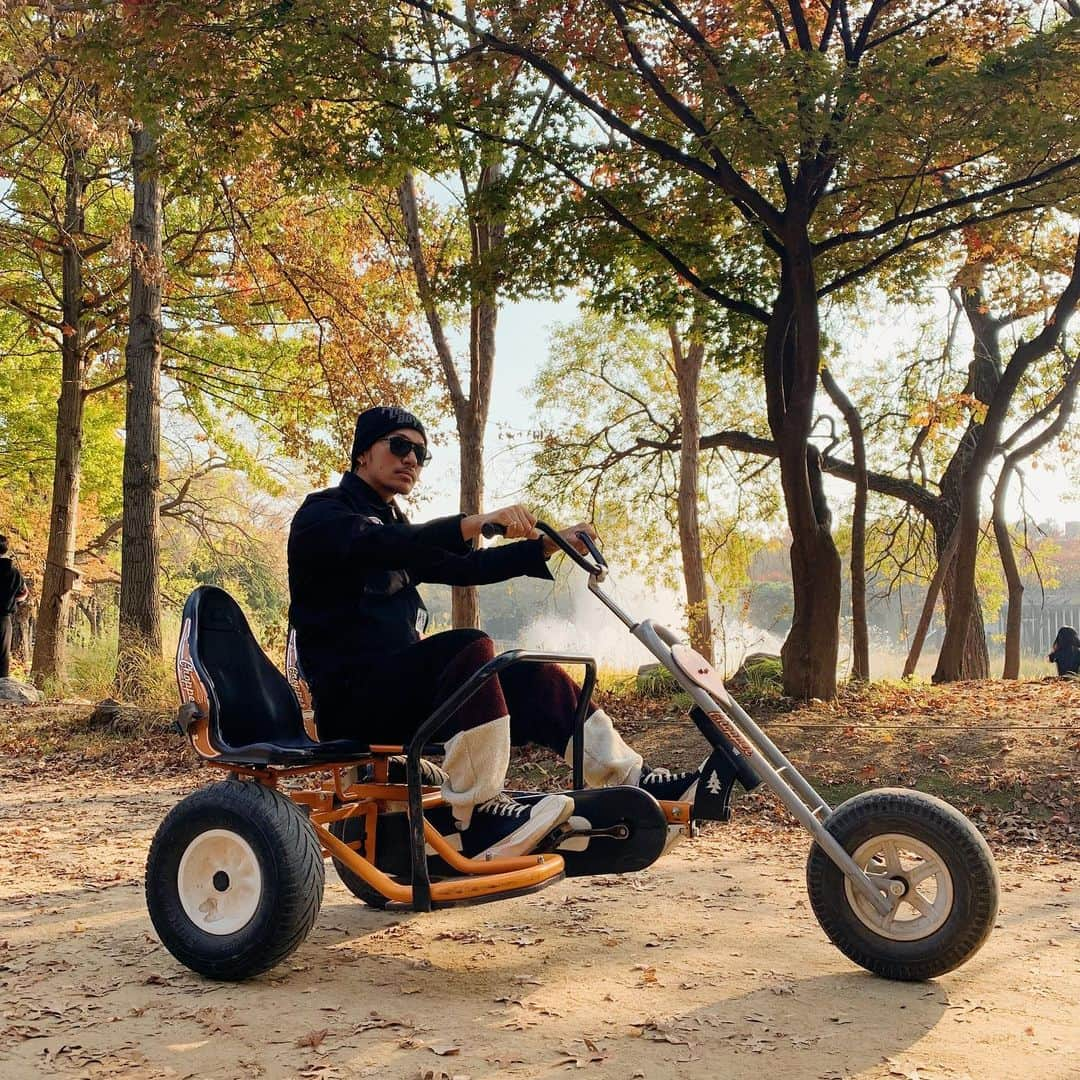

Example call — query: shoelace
[643,767,694,784]
[475,794,528,819]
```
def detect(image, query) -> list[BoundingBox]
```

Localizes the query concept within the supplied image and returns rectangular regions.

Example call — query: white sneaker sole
[477,794,575,860]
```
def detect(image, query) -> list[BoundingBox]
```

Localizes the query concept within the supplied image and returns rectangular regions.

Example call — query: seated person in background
[287,406,699,862]
[1049,625,1080,677]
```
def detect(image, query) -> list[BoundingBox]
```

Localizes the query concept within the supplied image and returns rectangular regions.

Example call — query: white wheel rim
[177,829,262,936]
[844,832,954,942]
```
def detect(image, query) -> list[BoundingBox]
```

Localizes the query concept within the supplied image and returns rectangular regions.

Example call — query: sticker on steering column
[708,711,756,761]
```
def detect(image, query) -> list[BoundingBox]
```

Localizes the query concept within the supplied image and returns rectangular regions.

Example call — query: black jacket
[0,558,25,616]
[287,471,552,697]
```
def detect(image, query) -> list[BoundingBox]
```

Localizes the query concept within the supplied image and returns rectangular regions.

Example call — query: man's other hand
[541,522,599,558]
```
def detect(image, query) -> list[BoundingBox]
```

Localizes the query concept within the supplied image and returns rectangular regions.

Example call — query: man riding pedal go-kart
[287,407,700,859]
[147,405,999,984]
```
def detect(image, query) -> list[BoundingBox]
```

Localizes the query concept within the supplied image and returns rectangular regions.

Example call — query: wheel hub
[844,832,954,942]
[177,829,262,936]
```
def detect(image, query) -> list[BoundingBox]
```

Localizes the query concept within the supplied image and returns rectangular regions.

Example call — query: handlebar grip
[535,522,606,578]
[480,520,606,579]
[577,530,608,569]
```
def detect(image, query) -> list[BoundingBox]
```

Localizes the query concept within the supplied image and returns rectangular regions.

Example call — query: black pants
[0,615,11,679]
[313,629,592,750]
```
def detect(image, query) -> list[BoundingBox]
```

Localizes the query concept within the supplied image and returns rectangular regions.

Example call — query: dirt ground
[1,682,1079,1080]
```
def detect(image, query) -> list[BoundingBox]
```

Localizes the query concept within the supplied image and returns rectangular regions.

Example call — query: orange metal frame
[201,755,566,906]
[179,627,570,906]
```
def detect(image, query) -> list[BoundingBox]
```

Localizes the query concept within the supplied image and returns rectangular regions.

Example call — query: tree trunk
[669,312,713,662]
[31,144,86,688]
[117,120,164,695]
[769,234,841,700]
[397,167,502,632]
[780,446,843,699]
[992,464,1022,679]
[930,282,1001,680]
[991,352,1080,678]
[454,414,484,630]
[11,586,33,669]
[821,368,869,680]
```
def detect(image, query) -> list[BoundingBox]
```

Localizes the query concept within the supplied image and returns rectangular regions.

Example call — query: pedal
[548,817,632,853]
[523,787,667,875]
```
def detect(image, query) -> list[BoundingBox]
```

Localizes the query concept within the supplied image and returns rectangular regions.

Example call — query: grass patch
[738,656,784,699]
[41,638,178,711]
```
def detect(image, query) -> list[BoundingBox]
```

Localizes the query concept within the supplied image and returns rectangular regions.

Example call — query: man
[0,536,29,679]
[288,406,699,860]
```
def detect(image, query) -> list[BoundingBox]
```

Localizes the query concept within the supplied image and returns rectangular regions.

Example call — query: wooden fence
[996,604,1080,656]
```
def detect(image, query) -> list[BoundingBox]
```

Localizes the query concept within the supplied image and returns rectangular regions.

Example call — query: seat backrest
[177,585,308,751]
[285,626,318,740]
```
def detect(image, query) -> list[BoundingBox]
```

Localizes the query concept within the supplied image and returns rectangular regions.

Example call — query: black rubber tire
[806,788,999,981]
[330,804,460,908]
[146,780,324,980]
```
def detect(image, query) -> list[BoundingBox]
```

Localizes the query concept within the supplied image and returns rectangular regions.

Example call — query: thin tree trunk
[993,354,1080,678]
[454,414,484,630]
[398,169,502,631]
[821,368,869,681]
[31,144,86,687]
[11,585,32,668]
[669,312,713,662]
[117,120,164,694]
[903,524,960,678]
[992,465,1023,679]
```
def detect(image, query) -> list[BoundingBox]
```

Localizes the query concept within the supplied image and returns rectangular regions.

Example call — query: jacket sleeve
[416,538,554,587]
[289,496,469,571]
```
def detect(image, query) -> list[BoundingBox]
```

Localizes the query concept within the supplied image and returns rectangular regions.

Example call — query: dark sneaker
[385,755,449,786]
[458,792,574,860]
[639,765,700,803]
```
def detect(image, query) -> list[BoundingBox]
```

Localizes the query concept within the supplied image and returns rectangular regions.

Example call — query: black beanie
[350,406,426,466]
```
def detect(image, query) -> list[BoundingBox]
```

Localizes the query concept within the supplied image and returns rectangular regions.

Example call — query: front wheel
[806,789,998,981]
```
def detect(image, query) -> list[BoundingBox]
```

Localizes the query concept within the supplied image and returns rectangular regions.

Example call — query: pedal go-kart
[147,523,999,982]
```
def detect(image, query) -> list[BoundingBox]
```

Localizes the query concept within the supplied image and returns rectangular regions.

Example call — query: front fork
[590,584,893,918]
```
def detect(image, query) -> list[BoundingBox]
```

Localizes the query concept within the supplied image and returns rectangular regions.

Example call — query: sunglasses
[379,434,431,467]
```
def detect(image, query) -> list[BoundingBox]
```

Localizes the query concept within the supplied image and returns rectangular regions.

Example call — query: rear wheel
[146,780,324,979]
[806,789,998,981]
[330,802,458,908]
[329,817,392,909]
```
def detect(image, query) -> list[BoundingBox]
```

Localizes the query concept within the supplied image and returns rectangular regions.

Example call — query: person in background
[1049,625,1080,677]
[0,535,29,679]
[288,407,700,862]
